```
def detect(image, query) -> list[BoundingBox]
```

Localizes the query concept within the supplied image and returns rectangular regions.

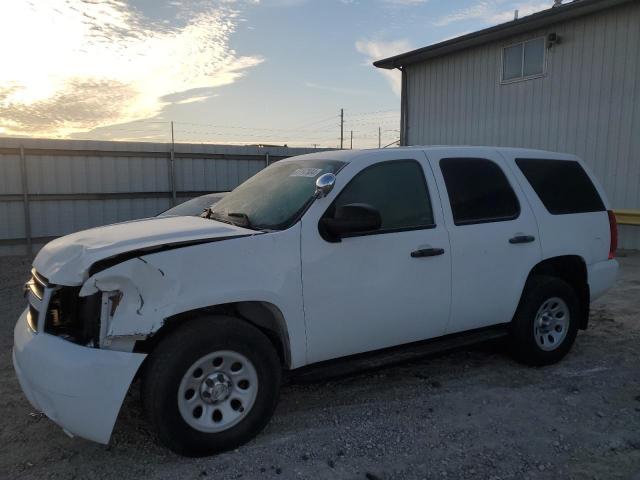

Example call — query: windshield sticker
[290,168,323,178]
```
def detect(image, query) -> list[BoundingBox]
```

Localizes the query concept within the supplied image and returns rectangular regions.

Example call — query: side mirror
[314,173,336,198]
[321,203,382,239]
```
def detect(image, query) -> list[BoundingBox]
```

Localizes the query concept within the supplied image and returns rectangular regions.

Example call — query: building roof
[374,0,634,69]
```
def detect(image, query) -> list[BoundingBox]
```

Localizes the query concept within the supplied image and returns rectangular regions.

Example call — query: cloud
[491,1,552,22]
[0,0,262,137]
[381,0,428,4]
[433,1,550,27]
[0,80,137,134]
[174,95,218,105]
[356,39,412,96]
[256,0,309,6]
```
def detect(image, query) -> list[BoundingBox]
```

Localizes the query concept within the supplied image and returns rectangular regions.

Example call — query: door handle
[410,248,445,258]
[509,235,535,244]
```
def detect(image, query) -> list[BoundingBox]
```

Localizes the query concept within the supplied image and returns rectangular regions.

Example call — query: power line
[348,109,400,117]
[172,127,339,141]
[97,109,401,149]
[172,114,339,134]
[289,114,340,131]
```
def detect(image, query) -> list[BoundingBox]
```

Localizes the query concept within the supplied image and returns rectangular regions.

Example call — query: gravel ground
[1,253,639,480]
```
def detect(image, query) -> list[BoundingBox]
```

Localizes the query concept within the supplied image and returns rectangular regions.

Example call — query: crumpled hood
[33,216,254,285]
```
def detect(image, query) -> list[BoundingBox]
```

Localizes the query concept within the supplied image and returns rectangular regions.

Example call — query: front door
[300,152,451,364]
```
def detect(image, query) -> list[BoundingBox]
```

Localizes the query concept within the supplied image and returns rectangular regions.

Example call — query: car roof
[281,146,577,163]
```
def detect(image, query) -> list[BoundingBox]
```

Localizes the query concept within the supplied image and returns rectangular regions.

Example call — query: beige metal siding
[406,2,640,249]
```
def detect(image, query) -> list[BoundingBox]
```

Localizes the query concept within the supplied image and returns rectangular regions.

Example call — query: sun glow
[0,0,262,137]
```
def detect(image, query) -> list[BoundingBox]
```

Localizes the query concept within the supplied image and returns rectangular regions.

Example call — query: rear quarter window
[440,157,520,226]
[515,159,605,215]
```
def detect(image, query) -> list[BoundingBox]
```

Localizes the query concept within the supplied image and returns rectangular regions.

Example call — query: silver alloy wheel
[534,297,570,351]
[177,350,259,433]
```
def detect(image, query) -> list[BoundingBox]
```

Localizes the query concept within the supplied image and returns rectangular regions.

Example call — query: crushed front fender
[79,256,180,340]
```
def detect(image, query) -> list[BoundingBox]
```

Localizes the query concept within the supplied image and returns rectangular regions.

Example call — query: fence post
[19,145,33,256]
[265,152,270,168]
[169,153,177,206]
[169,122,177,205]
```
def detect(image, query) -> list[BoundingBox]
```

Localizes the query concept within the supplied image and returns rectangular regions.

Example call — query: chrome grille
[25,269,47,300]
[32,270,48,295]
[24,269,58,334]
[27,305,39,332]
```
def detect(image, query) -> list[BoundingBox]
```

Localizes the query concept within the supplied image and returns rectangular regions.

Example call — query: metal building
[375,0,640,249]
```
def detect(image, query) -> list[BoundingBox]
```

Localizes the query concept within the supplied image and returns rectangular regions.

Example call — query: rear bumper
[588,259,619,302]
[12,308,146,444]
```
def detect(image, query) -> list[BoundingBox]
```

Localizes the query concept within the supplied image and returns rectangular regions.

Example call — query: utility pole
[350,130,353,149]
[340,108,344,150]
[378,127,381,148]
[169,121,177,206]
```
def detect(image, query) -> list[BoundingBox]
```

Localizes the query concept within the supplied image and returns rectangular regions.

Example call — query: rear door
[426,149,542,334]
[504,152,611,266]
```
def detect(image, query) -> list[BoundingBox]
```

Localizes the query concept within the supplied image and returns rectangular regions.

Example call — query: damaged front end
[13,215,258,445]
[24,269,99,343]
[79,256,179,350]
[25,251,178,352]
[13,267,148,444]
[44,285,102,346]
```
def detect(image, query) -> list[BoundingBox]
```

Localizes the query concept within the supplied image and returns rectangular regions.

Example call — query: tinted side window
[440,158,520,225]
[332,160,434,232]
[516,159,605,214]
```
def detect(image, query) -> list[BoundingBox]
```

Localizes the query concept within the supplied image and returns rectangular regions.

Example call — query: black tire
[509,275,580,366]
[142,315,281,456]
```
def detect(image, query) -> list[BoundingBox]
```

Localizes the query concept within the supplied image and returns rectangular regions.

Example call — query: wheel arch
[521,255,590,329]
[135,301,292,369]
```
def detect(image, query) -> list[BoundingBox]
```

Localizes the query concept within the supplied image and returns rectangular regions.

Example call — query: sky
[0,0,553,148]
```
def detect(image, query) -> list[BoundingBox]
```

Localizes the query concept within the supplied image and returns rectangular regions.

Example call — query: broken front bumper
[12,308,146,444]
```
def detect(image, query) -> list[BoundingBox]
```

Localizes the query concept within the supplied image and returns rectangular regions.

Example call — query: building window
[502,37,545,82]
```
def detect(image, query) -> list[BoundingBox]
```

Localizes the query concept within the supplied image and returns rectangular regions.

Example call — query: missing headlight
[44,287,102,347]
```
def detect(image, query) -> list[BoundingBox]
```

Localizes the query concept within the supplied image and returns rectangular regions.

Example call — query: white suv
[13,147,618,456]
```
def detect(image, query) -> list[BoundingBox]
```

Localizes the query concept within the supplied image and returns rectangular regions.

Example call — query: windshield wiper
[227,212,255,229]
[205,209,260,231]
[203,208,233,225]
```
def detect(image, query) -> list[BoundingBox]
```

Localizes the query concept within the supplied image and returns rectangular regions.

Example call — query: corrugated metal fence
[0,137,328,256]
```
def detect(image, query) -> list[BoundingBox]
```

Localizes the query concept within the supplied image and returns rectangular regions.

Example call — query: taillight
[607,210,618,259]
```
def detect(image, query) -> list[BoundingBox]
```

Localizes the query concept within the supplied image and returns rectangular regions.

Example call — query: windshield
[208,159,345,230]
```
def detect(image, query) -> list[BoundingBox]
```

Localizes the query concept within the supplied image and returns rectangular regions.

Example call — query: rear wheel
[142,315,281,456]
[509,275,580,366]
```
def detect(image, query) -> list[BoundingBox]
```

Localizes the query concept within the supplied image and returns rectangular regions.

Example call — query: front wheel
[142,315,282,456]
[509,275,580,366]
